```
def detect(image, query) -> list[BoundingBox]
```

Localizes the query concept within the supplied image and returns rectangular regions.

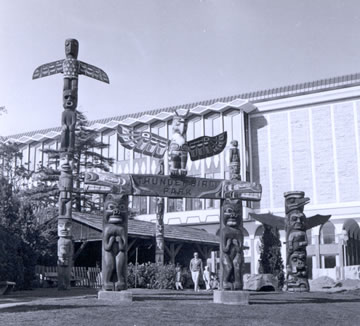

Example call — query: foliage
[127,262,195,289]
[21,110,113,215]
[0,142,30,192]
[258,224,285,288]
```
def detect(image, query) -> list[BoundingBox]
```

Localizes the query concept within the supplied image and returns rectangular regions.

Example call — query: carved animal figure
[286,251,309,292]
[229,140,241,180]
[102,194,128,291]
[221,199,244,290]
[117,109,227,176]
[61,89,77,153]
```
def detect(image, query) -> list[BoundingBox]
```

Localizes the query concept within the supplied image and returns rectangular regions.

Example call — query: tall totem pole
[251,192,331,292]
[220,140,245,290]
[33,39,109,289]
[155,160,165,264]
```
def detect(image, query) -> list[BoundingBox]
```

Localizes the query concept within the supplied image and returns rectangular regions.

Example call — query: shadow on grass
[134,296,212,302]
[0,304,105,314]
[250,296,360,305]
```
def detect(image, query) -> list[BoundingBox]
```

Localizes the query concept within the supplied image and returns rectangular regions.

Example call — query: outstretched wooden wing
[187,132,227,161]
[249,212,286,230]
[305,214,331,230]
[79,61,110,83]
[32,60,64,79]
[117,126,169,159]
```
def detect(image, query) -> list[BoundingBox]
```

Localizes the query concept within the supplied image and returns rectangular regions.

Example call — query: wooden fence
[35,265,102,288]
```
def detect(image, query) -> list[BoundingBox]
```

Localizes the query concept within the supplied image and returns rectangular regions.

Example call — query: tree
[258,224,285,288]
[21,110,114,216]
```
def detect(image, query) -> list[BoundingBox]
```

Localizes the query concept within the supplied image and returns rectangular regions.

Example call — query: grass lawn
[0,288,359,326]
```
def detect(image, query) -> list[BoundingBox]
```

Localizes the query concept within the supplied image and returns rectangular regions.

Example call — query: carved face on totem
[104,194,128,224]
[65,39,79,59]
[284,191,310,214]
[63,89,78,110]
[172,110,189,137]
[58,239,72,266]
[223,200,242,227]
[288,211,306,231]
[156,198,164,216]
[289,251,306,272]
[58,218,72,237]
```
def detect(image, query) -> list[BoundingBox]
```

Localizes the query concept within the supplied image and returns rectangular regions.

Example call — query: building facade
[3,72,360,279]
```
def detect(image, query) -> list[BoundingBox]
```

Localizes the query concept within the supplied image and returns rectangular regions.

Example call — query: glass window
[224,110,241,145]
[132,196,147,215]
[149,196,157,214]
[167,198,183,213]
[321,222,336,244]
[205,113,220,137]
[205,173,220,209]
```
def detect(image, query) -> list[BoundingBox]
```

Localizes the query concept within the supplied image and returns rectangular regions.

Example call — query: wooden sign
[222,180,262,201]
[131,175,223,199]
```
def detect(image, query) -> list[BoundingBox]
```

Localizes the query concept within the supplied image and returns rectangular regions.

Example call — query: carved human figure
[169,109,189,176]
[58,237,73,266]
[221,199,244,290]
[61,89,77,153]
[229,140,241,180]
[102,194,128,291]
[286,251,309,291]
[155,197,164,252]
[58,218,72,237]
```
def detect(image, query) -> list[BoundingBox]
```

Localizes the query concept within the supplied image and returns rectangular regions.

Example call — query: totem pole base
[213,290,249,305]
[98,290,133,303]
[57,265,71,291]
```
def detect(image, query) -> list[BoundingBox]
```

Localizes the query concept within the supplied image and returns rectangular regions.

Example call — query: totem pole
[102,194,129,291]
[33,39,109,290]
[220,140,245,290]
[155,160,165,264]
[251,191,331,292]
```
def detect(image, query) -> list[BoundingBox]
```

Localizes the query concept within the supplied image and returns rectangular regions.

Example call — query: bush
[127,263,177,289]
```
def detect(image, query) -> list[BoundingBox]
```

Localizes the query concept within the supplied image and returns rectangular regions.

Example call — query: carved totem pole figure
[102,194,129,291]
[155,160,165,264]
[250,191,331,292]
[33,39,109,290]
[117,108,227,176]
[220,140,245,290]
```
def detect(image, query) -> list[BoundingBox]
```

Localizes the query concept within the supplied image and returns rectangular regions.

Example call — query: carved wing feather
[249,213,286,230]
[79,61,109,83]
[32,60,64,79]
[187,131,227,161]
[117,126,169,158]
[305,214,331,230]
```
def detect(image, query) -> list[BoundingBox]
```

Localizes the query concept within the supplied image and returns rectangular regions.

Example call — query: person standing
[203,266,211,290]
[175,263,183,290]
[189,252,203,292]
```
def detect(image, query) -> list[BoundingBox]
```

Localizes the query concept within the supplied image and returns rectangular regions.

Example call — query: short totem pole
[33,39,109,289]
[251,191,331,292]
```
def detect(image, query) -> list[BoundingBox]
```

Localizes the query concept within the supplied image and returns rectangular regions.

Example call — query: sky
[1,0,360,136]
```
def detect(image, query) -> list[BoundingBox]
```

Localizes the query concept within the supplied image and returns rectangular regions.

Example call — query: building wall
[251,98,360,212]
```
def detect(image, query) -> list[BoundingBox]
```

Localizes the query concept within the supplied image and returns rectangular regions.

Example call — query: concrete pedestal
[213,290,249,305]
[98,290,133,302]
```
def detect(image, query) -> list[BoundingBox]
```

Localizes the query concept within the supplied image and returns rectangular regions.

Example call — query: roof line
[4,71,360,140]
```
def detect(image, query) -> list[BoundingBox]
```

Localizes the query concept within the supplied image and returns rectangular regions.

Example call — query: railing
[35,265,102,288]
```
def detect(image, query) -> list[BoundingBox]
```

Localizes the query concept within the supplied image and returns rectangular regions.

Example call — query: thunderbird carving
[117,109,227,176]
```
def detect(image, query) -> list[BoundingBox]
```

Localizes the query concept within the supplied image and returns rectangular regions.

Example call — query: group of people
[175,252,219,291]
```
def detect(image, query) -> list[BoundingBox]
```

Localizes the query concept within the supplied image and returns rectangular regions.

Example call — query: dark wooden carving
[155,160,165,264]
[221,199,244,290]
[117,108,228,176]
[250,191,331,292]
[102,194,129,291]
[33,38,109,290]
